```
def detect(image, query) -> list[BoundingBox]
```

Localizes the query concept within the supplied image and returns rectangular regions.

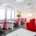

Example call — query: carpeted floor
[0,24,25,36]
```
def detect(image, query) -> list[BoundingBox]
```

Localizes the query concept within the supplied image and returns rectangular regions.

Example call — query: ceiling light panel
[2,3,9,6]
[32,2,36,9]
[28,13,33,16]
[16,0,23,2]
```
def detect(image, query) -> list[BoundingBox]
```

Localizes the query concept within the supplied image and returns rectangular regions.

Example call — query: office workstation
[0,0,36,36]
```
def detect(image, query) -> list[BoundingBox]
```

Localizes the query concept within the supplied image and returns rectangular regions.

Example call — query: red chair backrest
[25,18,26,21]
[30,18,35,22]
[21,18,26,22]
[2,20,6,25]
[2,20,6,30]
[16,19,19,24]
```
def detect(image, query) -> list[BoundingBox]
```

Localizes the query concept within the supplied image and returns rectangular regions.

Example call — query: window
[7,10,11,19]
[12,11,15,19]
[0,9,5,20]
[12,11,18,19]
[15,12,18,19]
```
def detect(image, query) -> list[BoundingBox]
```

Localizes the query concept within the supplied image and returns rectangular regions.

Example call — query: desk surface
[6,28,36,36]
[0,22,12,24]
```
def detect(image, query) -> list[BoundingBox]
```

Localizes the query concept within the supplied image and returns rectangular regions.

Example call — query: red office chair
[16,19,19,24]
[14,19,19,27]
[21,18,26,25]
[0,20,7,35]
[2,19,7,30]
[26,18,35,32]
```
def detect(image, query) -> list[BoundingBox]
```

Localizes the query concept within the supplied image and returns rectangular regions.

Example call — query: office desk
[6,28,36,36]
[6,22,14,30]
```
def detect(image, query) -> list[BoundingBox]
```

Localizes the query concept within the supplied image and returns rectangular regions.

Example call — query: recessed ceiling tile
[32,0,36,3]
[7,0,15,2]
[32,2,36,9]
[24,0,31,4]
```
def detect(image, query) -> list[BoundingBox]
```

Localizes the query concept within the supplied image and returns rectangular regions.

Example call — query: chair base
[0,31,5,35]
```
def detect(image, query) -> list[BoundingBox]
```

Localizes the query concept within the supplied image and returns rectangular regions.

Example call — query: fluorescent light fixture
[2,3,9,6]
[28,13,33,16]
[16,0,23,2]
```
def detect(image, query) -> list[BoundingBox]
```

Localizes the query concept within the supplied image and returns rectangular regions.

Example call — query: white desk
[6,21,14,30]
[6,28,36,36]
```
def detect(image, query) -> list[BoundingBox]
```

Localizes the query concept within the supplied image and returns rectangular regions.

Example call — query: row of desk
[0,20,22,31]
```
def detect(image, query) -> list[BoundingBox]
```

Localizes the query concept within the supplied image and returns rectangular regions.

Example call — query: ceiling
[0,0,36,11]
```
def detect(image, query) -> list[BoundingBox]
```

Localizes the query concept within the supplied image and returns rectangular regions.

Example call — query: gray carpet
[0,24,25,36]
